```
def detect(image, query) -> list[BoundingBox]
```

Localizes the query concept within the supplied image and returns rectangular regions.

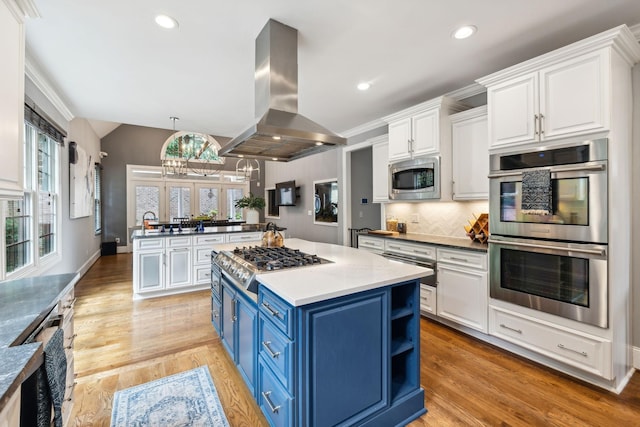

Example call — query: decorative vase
[246,209,259,224]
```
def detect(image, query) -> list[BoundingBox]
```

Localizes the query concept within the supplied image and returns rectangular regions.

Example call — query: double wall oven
[488,139,608,328]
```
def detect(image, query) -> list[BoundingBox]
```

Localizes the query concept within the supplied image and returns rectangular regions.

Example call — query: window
[94,163,102,234]
[3,120,61,276]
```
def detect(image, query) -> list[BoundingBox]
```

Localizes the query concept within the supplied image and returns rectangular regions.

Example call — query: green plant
[234,193,265,210]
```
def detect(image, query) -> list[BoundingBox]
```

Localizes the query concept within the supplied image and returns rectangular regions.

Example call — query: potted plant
[234,193,265,224]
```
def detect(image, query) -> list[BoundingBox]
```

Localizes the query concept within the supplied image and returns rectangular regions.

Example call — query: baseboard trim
[78,249,101,278]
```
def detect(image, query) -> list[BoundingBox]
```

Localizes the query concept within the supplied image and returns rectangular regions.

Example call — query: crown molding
[445,83,486,102]
[341,118,387,139]
[25,54,75,121]
[630,22,640,41]
[4,0,40,19]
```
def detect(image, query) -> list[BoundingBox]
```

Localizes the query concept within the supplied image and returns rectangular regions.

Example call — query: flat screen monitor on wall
[276,180,296,206]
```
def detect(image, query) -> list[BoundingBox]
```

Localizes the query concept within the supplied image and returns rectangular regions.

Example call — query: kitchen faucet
[142,211,158,229]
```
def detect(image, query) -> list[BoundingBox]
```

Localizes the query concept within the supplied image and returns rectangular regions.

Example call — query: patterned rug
[110,366,230,427]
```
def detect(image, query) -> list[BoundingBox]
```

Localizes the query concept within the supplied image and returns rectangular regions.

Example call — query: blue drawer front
[259,317,294,392]
[259,360,293,427]
[259,287,294,338]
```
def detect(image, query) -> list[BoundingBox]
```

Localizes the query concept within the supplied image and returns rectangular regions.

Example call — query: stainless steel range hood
[219,19,347,162]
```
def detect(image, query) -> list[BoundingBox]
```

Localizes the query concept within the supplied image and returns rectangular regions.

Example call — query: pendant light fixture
[235,157,261,185]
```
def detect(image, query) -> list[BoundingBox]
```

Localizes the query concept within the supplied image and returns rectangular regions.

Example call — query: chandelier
[235,158,261,184]
[161,116,225,177]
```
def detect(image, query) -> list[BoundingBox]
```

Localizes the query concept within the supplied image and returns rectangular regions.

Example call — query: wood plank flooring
[70,253,640,426]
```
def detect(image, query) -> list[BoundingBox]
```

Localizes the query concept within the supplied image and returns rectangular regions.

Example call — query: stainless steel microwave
[389,156,440,200]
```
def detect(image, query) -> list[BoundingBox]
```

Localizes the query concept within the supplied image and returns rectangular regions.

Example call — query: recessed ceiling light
[155,14,178,29]
[452,25,477,40]
[272,136,281,140]
[272,158,278,161]
[357,82,371,91]
[315,141,323,146]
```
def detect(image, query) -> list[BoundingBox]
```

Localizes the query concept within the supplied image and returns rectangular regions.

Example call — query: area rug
[110,366,230,427]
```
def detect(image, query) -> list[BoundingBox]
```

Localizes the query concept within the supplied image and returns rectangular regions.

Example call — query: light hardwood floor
[70,253,640,426]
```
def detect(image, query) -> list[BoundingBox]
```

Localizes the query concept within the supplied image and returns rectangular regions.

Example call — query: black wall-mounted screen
[276,180,296,206]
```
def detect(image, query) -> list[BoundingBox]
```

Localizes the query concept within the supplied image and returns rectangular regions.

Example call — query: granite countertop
[131,223,282,239]
[213,238,433,307]
[367,232,488,252]
[0,273,79,411]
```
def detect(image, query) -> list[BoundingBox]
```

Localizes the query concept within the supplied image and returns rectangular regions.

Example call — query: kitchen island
[212,238,430,426]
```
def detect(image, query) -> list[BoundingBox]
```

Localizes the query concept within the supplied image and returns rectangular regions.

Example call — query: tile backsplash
[384,201,489,238]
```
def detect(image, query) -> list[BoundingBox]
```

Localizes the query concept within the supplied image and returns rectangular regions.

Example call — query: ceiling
[25,1,640,139]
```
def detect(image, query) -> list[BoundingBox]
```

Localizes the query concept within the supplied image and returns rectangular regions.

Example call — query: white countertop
[213,238,433,307]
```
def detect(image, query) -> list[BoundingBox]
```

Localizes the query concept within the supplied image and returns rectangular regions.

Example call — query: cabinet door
[412,108,439,156]
[221,284,236,357]
[134,251,164,293]
[452,110,489,200]
[372,141,389,202]
[539,50,608,140]
[388,118,412,161]
[0,2,24,198]
[487,72,538,148]
[236,295,258,397]
[437,264,488,333]
[166,247,192,288]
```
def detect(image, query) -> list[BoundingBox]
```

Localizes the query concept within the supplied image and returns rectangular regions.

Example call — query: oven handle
[487,163,605,179]
[487,238,606,256]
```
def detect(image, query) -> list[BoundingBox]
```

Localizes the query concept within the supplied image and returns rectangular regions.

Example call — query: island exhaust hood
[218,19,347,162]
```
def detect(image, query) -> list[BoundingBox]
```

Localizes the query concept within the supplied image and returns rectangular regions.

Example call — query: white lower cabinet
[227,232,263,244]
[134,236,192,296]
[436,248,488,333]
[357,235,385,254]
[166,236,192,288]
[489,306,612,379]
[419,284,436,315]
[193,235,226,286]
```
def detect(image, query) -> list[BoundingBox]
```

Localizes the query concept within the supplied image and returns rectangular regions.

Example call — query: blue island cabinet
[257,280,425,427]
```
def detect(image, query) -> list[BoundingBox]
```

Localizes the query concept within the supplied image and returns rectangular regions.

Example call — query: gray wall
[100,124,263,246]
[25,78,102,277]
[349,147,380,231]
[632,64,639,348]
[265,149,340,244]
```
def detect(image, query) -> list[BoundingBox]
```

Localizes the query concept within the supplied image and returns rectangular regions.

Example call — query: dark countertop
[131,223,283,239]
[367,232,488,252]
[0,273,79,411]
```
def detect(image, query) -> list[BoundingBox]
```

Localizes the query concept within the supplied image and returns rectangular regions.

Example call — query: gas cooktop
[212,245,332,294]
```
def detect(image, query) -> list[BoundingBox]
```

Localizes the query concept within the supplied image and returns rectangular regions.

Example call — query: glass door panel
[167,184,192,221]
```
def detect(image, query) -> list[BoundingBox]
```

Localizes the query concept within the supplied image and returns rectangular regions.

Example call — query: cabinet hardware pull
[487,238,606,256]
[213,310,219,318]
[262,341,281,358]
[388,245,401,250]
[261,302,282,319]
[539,114,545,135]
[262,391,281,413]
[449,257,468,263]
[534,114,539,136]
[557,343,587,357]
[499,323,522,334]
[63,297,77,310]
[65,333,77,349]
[231,300,237,322]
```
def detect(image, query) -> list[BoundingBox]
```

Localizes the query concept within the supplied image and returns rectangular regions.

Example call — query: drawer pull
[262,341,281,359]
[388,245,401,250]
[557,343,588,357]
[261,302,282,319]
[212,310,219,318]
[499,323,522,334]
[65,333,77,349]
[63,297,77,310]
[449,257,469,263]
[261,391,281,413]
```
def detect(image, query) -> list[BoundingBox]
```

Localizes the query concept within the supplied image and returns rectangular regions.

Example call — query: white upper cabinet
[0,1,25,199]
[450,106,489,200]
[384,96,467,162]
[371,137,389,203]
[478,25,640,152]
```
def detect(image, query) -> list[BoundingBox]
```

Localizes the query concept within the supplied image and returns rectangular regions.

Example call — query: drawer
[193,234,225,246]
[259,288,294,339]
[419,284,436,315]
[167,235,192,248]
[194,246,215,264]
[490,306,612,379]
[258,360,293,427]
[65,356,76,401]
[61,315,75,360]
[211,275,221,300]
[358,235,385,251]
[135,237,164,250]
[259,318,294,392]
[193,265,212,285]
[58,288,76,317]
[227,232,262,243]
[385,240,436,260]
[437,248,487,270]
